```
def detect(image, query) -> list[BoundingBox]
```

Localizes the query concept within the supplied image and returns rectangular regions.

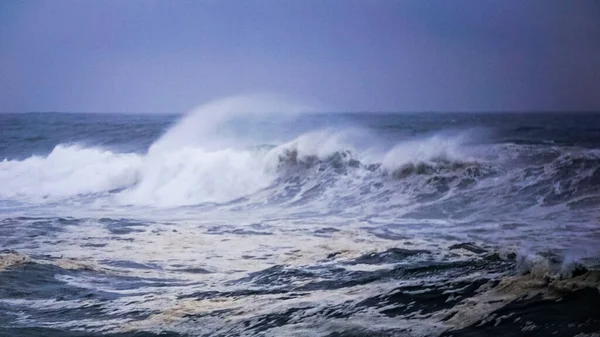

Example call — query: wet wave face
[1,97,600,336]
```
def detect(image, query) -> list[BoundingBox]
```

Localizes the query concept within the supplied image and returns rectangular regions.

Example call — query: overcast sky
[1,0,599,113]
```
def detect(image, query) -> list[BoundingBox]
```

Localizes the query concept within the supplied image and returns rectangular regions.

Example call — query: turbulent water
[1,99,600,336]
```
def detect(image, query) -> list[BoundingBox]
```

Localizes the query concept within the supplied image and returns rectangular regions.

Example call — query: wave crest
[0,144,142,199]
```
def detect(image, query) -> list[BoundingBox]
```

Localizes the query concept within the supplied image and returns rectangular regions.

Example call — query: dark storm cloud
[0,0,599,112]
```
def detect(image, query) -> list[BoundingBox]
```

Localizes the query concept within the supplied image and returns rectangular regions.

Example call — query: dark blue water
[1,105,599,336]
[2,111,599,159]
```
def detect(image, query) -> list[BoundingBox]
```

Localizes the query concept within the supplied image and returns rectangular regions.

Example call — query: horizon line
[1,110,600,115]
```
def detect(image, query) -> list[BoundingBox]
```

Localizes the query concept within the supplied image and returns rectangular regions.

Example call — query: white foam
[381,132,476,171]
[0,252,28,271]
[118,94,312,206]
[268,130,354,161]
[0,145,142,200]
[118,147,274,206]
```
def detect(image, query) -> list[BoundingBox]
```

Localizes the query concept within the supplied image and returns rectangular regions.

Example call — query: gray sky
[1,0,599,113]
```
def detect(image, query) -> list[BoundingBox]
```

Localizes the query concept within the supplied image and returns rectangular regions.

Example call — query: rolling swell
[3,247,597,336]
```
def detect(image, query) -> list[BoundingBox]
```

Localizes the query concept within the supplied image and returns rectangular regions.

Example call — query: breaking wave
[0,145,142,200]
[2,101,600,336]
[1,132,599,212]
[1,96,599,213]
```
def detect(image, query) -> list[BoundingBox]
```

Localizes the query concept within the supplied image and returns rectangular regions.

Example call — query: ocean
[1,99,599,336]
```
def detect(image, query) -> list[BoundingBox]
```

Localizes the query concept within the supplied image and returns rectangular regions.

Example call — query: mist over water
[1,97,600,336]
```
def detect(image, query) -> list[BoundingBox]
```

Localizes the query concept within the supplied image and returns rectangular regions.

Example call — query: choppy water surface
[1,99,599,336]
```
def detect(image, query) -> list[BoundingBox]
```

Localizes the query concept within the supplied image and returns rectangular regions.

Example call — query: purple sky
[1,0,599,113]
